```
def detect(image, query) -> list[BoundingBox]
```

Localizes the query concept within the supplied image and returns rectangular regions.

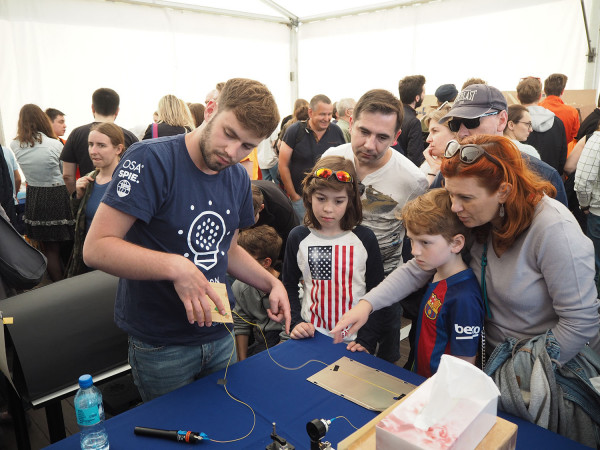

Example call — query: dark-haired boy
[45,108,67,144]
[233,225,284,360]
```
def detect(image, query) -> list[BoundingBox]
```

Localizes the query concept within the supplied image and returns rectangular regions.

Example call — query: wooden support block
[338,393,518,450]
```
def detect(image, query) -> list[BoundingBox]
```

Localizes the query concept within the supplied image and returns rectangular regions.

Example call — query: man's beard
[415,97,423,108]
[199,120,233,172]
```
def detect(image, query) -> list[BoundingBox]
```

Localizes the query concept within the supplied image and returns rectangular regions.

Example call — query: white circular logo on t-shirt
[117,180,131,197]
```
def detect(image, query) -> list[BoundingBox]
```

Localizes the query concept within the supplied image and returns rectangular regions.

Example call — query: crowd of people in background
[1,73,600,446]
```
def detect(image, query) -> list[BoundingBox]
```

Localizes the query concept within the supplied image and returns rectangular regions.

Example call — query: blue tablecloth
[45,333,589,449]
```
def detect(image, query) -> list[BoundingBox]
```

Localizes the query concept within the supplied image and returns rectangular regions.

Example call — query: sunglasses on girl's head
[447,110,500,133]
[313,167,353,183]
[444,140,503,168]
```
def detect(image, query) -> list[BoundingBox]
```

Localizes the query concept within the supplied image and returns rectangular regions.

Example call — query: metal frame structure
[1,0,598,144]
[580,0,600,90]
[109,0,450,111]
[109,0,600,106]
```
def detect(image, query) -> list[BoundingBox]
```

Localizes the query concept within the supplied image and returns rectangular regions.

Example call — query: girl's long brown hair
[15,104,56,147]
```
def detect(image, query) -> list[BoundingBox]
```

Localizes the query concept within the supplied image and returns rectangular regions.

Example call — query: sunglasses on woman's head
[313,167,353,183]
[447,110,500,133]
[444,140,503,168]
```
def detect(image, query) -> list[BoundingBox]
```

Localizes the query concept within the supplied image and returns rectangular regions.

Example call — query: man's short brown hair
[217,78,280,139]
[461,77,487,90]
[400,188,468,244]
[353,89,404,133]
[309,94,332,110]
[516,77,542,104]
[45,108,65,121]
[544,73,568,97]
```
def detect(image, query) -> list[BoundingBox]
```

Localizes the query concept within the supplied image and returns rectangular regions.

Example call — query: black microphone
[134,426,207,444]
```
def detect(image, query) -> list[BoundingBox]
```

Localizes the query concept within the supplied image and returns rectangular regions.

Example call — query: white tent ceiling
[1,0,599,146]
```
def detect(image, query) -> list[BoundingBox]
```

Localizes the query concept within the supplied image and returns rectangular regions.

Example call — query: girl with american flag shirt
[282,156,385,352]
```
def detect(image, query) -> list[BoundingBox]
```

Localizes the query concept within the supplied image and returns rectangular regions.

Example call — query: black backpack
[0,213,46,293]
[274,120,308,155]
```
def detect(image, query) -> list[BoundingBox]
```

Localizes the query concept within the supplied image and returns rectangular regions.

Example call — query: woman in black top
[143,94,194,139]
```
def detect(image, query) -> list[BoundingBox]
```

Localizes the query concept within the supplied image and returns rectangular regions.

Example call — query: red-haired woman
[332,135,598,359]
[331,135,600,448]
[10,104,74,282]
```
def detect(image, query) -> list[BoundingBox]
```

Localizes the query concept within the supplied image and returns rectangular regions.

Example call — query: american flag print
[307,245,354,330]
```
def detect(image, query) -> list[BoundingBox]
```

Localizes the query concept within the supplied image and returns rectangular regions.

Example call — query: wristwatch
[580,205,590,212]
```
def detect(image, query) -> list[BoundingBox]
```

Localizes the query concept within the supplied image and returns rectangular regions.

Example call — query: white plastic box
[375,355,499,450]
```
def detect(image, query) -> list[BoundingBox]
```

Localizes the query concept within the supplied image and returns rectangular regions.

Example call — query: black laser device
[134,426,207,444]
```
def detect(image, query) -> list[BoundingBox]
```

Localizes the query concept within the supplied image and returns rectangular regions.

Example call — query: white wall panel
[297,0,589,102]
[0,0,290,143]
[0,0,596,144]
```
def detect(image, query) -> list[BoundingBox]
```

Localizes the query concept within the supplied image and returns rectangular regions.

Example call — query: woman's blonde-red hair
[440,135,556,251]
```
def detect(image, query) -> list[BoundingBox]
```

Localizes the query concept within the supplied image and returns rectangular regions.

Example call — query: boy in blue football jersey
[401,189,484,377]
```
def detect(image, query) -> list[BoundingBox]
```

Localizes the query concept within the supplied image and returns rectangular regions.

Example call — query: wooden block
[479,417,518,450]
[338,393,518,450]
[208,282,233,324]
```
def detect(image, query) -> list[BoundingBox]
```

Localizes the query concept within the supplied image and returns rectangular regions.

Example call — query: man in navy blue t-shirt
[278,94,345,222]
[83,79,291,401]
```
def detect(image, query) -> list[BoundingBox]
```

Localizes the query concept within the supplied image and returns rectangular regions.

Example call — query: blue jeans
[292,198,305,224]
[261,164,279,184]
[129,333,236,402]
[586,212,600,292]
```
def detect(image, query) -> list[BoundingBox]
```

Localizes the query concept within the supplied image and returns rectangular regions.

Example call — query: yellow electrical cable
[232,311,402,396]
[207,311,399,442]
[207,323,256,444]
[332,415,359,430]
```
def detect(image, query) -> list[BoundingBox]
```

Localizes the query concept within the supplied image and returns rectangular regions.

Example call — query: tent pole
[289,22,299,108]
[257,1,300,109]
[581,0,599,91]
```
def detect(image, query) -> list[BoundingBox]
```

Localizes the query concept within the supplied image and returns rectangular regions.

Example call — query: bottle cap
[79,374,93,389]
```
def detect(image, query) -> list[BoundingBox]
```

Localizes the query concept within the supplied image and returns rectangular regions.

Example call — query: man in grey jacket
[516,76,567,174]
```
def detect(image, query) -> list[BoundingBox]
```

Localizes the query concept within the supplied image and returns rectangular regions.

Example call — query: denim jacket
[484,330,600,448]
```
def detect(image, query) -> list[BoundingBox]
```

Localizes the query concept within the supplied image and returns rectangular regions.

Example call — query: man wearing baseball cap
[436,84,567,205]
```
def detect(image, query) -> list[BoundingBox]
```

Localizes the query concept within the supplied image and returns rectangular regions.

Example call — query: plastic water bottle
[74,374,110,450]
